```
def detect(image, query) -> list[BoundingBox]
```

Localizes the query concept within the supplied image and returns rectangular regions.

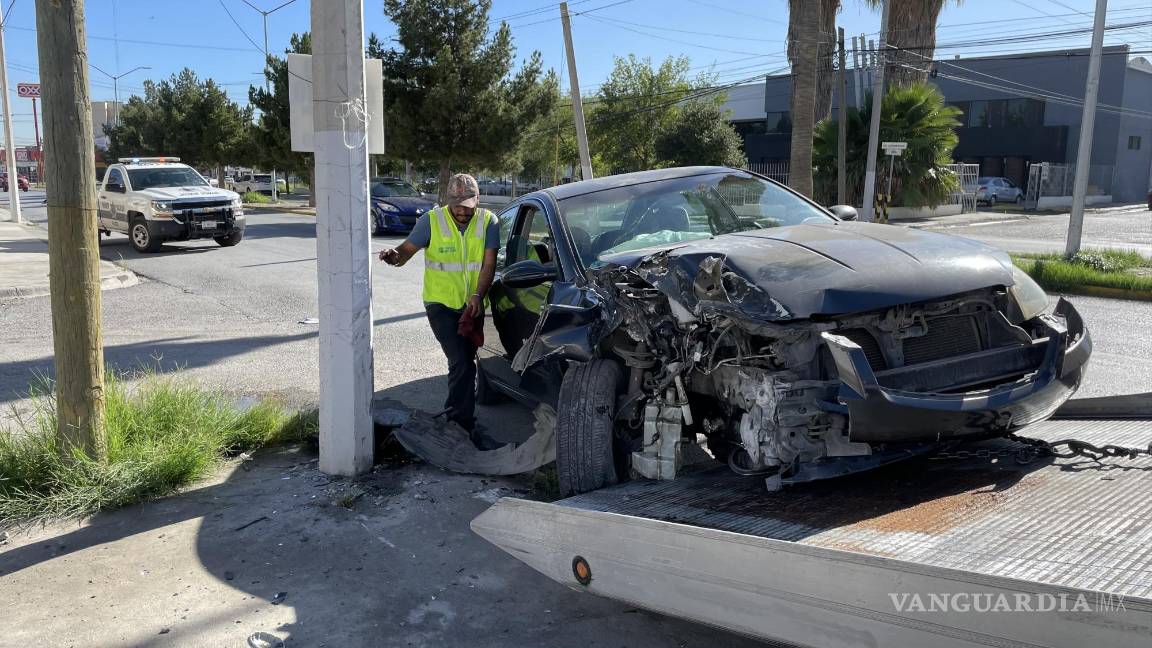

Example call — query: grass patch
[0,373,318,528]
[1012,249,1152,294]
[241,191,273,204]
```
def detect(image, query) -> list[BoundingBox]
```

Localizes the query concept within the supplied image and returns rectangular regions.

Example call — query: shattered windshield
[558,172,834,266]
[127,167,209,189]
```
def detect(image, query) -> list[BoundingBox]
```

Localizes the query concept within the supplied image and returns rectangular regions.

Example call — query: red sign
[15,149,27,162]
[16,83,39,98]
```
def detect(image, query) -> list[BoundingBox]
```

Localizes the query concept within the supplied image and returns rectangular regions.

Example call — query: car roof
[371,177,407,183]
[543,166,738,200]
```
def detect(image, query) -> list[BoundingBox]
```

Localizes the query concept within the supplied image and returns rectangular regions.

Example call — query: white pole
[1065,0,1108,257]
[0,19,22,224]
[312,0,374,476]
[560,3,593,181]
[860,4,889,222]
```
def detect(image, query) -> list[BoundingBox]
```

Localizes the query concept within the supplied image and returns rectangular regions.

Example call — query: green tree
[106,69,251,177]
[813,83,961,208]
[373,0,556,202]
[654,101,746,168]
[592,54,708,173]
[248,32,313,200]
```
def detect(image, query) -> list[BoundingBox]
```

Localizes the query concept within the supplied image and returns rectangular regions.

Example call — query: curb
[242,204,315,215]
[1055,284,1152,303]
[0,270,139,300]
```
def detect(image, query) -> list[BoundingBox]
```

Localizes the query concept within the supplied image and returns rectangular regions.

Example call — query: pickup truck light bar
[116,157,181,163]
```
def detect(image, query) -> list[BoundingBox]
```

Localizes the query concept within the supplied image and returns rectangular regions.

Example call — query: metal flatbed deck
[473,418,1152,648]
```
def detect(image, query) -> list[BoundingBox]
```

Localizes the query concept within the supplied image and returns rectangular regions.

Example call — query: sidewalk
[0,220,138,299]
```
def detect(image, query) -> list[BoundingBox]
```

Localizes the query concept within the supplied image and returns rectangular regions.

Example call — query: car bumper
[152,212,245,240]
[823,298,1090,442]
[373,210,419,234]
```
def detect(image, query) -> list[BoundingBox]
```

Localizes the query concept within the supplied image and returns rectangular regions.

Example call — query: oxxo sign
[16,83,40,98]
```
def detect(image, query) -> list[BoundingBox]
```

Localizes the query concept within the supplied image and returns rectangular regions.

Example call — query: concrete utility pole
[311,0,374,476]
[850,35,863,108]
[0,13,21,224]
[560,2,593,181]
[34,0,107,460]
[837,27,847,205]
[861,3,890,222]
[1065,0,1109,257]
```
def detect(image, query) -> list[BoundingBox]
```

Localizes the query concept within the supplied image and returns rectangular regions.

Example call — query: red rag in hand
[457,311,484,348]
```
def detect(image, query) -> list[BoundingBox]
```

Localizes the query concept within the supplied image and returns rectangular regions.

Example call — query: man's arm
[463,248,498,319]
[380,239,420,266]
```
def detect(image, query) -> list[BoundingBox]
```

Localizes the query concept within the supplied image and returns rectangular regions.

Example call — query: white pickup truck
[98,157,245,253]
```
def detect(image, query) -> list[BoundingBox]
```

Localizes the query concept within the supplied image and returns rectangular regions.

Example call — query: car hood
[374,195,435,212]
[137,186,239,201]
[597,222,1016,319]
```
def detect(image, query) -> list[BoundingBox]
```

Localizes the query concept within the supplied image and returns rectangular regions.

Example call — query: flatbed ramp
[472,418,1152,648]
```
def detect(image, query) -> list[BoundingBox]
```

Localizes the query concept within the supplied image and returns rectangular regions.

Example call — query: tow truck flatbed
[473,417,1151,647]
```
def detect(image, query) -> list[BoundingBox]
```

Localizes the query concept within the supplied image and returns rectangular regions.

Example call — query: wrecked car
[476,166,1091,495]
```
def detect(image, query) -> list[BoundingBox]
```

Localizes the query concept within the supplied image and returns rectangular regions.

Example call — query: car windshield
[558,172,834,266]
[371,181,420,198]
[127,167,208,189]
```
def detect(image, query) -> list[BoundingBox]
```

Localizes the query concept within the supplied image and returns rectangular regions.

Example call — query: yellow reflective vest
[423,206,493,309]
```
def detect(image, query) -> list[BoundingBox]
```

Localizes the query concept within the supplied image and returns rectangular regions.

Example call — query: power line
[686,0,787,26]
[218,0,267,54]
[504,0,637,29]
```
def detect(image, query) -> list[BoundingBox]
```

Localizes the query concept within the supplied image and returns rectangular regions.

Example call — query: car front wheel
[557,359,623,497]
[130,220,162,253]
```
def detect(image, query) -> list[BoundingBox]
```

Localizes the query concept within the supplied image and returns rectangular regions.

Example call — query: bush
[242,191,273,204]
[0,373,318,527]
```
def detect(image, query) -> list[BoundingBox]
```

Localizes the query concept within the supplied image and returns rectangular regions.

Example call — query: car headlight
[376,202,399,213]
[231,197,243,209]
[1010,265,1049,321]
[151,200,173,212]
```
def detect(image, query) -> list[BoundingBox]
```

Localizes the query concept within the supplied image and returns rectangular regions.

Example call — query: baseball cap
[446,173,480,208]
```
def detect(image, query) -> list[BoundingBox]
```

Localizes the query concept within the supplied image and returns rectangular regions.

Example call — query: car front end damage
[525,239,1091,489]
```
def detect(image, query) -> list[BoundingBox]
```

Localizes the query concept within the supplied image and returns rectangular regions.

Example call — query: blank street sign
[287,53,385,154]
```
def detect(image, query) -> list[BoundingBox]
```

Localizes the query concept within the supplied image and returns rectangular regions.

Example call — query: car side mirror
[828,205,858,221]
[106,182,125,193]
[502,259,558,288]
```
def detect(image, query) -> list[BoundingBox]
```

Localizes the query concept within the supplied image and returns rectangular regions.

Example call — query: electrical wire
[218,0,267,55]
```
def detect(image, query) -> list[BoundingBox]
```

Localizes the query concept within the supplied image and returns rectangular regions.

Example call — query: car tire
[557,359,623,497]
[475,362,505,405]
[214,230,244,247]
[130,218,162,253]
[988,195,997,207]
[1015,194,1024,205]
[371,214,383,237]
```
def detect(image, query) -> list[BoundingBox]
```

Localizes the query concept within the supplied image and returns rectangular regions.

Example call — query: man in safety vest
[379,173,501,446]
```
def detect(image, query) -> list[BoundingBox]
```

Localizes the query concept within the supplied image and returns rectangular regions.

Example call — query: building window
[1129,135,1142,150]
[963,99,1044,128]
[732,120,767,140]
[765,111,791,134]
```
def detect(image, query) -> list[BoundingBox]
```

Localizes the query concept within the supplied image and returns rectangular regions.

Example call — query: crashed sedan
[476,167,1091,495]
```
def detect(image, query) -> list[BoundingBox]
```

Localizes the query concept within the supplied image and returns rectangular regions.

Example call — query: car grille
[840,329,888,370]
[903,315,982,365]
[173,199,233,211]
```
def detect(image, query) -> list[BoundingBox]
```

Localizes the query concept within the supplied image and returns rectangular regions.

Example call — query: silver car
[976,176,1024,205]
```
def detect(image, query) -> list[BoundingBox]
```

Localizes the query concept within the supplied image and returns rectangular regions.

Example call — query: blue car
[371,177,437,235]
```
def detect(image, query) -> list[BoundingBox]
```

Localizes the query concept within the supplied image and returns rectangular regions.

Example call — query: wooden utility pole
[560,2,593,181]
[34,0,106,459]
[837,27,847,206]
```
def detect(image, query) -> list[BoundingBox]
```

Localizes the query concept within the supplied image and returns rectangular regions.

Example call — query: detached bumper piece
[824,298,1090,443]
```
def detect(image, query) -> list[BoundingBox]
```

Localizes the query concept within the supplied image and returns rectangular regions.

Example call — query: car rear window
[254,175,271,182]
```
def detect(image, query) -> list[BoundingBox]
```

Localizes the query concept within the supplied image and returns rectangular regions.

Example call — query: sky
[0,0,1149,147]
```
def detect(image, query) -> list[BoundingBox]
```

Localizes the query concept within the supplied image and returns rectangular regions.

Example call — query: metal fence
[1024,163,1114,208]
[744,161,790,185]
[945,163,980,213]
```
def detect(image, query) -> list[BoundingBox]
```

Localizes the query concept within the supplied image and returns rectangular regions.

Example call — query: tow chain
[932,433,1152,465]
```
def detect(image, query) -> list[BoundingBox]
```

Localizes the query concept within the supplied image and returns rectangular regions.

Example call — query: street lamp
[240,0,299,202]
[89,64,151,126]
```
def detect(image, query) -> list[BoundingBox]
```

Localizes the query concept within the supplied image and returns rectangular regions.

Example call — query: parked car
[233,172,287,195]
[97,157,244,253]
[976,176,1024,205]
[476,166,1090,496]
[371,177,436,235]
[0,173,30,191]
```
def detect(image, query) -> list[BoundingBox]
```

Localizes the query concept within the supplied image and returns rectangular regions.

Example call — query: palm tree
[786,0,821,196]
[812,82,962,207]
[865,0,959,87]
